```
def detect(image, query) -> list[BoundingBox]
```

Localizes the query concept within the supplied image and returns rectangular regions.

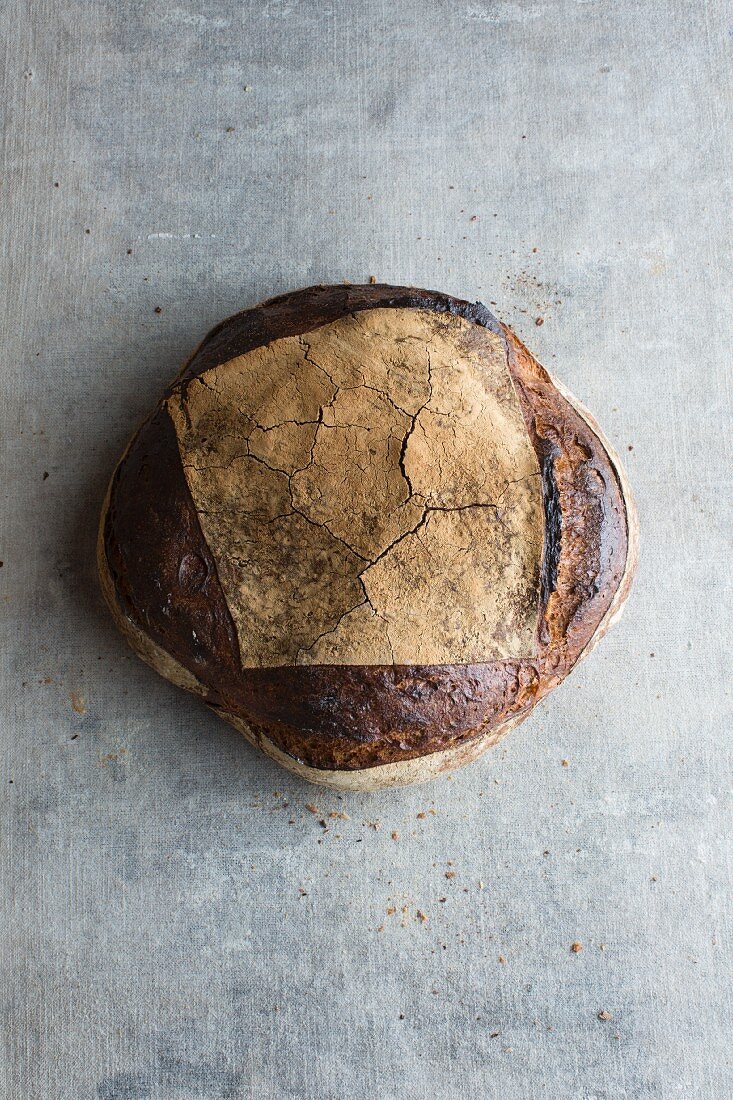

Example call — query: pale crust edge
[221,709,529,790]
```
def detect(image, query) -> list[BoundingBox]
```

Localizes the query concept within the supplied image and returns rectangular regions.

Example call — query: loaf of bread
[98,284,637,789]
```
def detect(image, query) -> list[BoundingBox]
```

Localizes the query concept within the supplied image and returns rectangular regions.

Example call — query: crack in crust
[100,284,634,780]
[166,308,544,668]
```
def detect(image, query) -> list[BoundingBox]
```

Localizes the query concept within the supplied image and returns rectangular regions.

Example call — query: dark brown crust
[102,285,630,772]
[172,284,502,391]
[103,405,244,709]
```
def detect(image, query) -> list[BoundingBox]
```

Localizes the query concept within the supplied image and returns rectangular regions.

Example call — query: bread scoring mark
[166,308,544,668]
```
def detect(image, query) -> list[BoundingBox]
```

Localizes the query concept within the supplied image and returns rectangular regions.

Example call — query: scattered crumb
[490,1031,499,1038]
[377,925,385,932]
[127,248,133,255]
[154,306,162,314]
[598,1010,613,1021]
[561,759,569,767]
[391,831,399,841]
[535,316,544,326]
[628,444,634,451]
[470,215,478,222]
[98,748,128,767]
[70,692,87,715]
[417,812,426,819]
[416,910,428,923]
[386,906,396,916]
[225,126,236,132]
[498,955,507,964]
[571,941,583,953]
[305,803,318,814]
[369,275,377,284]
[42,471,49,480]
[445,871,456,880]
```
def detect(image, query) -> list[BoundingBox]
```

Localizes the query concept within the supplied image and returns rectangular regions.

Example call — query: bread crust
[99,285,636,787]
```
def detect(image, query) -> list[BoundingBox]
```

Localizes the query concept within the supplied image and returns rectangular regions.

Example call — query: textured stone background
[1,2,731,1097]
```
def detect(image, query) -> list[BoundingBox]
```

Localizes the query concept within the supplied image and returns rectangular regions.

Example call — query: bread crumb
[445,871,456,879]
[391,831,399,841]
[535,316,544,326]
[598,1010,612,1021]
[305,803,318,814]
[561,759,569,767]
[570,941,583,953]
[416,910,428,923]
[70,692,87,715]
[369,275,377,284]
[417,812,426,819]
[498,955,507,964]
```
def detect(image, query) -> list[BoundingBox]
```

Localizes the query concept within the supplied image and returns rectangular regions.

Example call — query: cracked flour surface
[166,308,544,667]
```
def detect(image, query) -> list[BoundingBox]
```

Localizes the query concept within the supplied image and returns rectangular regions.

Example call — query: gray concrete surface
[2,1,732,1097]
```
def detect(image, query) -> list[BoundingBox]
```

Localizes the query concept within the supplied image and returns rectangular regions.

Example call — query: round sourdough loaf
[99,284,637,789]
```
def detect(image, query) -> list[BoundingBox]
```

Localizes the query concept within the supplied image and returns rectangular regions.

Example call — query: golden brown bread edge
[98,285,638,789]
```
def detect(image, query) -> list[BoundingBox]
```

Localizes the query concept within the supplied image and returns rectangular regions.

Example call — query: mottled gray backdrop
[1,1,731,1097]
